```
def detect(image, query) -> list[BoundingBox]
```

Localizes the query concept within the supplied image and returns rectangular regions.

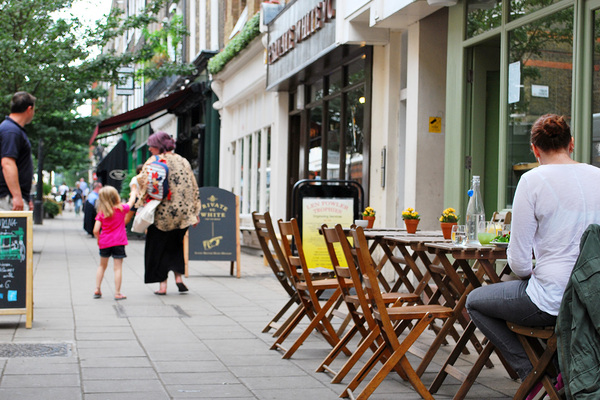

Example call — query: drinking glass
[477,221,496,245]
[451,225,466,246]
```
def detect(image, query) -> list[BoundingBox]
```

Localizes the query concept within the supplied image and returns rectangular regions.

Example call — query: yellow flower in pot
[402,207,420,233]
[439,207,459,239]
[362,206,376,228]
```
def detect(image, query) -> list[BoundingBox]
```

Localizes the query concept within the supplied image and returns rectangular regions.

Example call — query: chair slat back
[492,210,512,225]
[322,224,356,300]
[351,226,400,346]
[277,219,304,286]
[333,224,378,328]
[252,211,295,297]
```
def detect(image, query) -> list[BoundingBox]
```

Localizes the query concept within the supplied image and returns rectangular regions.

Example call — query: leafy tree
[0,0,193,173]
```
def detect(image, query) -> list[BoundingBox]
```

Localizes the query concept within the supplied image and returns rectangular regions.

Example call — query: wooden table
[362,229,442,292]
[423,242,518,399]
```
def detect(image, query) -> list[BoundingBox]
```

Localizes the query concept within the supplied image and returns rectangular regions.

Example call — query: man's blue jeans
[465,279,556,380]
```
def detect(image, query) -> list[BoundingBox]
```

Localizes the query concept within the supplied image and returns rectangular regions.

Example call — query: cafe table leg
[416,256,493,378]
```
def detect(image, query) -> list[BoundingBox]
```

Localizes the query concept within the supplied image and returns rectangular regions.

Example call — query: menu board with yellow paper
[302,197,354,269]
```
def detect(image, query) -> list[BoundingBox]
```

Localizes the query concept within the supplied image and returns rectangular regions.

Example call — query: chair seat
[375,304,453,320]
[296,278,351,291]
[507,323,555,339]
[347,292,419,305]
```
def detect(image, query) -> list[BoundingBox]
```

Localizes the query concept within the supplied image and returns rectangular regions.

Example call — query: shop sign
[267,0,336,65]
[267,0,337,90]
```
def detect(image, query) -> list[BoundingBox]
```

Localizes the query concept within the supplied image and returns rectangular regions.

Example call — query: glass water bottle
[465,176,485,245]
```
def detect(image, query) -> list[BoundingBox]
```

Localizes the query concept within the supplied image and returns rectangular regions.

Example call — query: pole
[33,138,43,225]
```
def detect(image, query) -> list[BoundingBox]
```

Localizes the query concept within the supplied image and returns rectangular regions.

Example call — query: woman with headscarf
[136,131,201,294]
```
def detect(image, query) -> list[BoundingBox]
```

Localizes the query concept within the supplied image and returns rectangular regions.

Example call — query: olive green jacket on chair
[557,223,600,399]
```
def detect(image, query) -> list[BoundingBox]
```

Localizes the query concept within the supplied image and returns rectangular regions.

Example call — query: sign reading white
[531,84,549,98]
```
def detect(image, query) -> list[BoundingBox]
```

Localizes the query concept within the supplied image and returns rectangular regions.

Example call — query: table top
[425,242,507,259]
[363,229,443,238]
[382,235,448,244]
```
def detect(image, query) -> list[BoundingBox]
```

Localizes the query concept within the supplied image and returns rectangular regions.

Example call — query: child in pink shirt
[93,186,137,300]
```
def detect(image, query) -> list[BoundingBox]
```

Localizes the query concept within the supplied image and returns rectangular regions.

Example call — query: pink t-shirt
[95,204,130,249]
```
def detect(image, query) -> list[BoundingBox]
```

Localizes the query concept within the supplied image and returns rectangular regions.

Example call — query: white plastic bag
[131,199,160,233]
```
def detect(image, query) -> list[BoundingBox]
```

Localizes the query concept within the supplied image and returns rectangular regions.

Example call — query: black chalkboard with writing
[189,187,237,261]
[0,217,27,309]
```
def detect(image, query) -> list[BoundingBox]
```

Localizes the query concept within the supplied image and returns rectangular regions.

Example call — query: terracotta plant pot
[404,219,419,234]
[363,215,375,229]
[441,222,457,240]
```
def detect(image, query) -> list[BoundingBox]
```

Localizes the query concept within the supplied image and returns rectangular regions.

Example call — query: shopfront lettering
[268,0,335,65]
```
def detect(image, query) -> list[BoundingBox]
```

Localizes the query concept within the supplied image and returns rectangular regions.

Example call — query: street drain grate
[114,304,190,318]
[0,343,72,358]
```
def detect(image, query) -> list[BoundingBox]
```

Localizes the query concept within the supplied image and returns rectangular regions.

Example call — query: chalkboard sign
[0,212,33,328]
[188,188,240,277]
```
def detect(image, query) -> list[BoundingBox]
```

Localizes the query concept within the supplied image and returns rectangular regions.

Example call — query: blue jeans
[74,198,82,214]
[465,280,556,380]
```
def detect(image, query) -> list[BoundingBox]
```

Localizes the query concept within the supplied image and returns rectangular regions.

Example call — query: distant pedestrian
[93,185,137,300]
[58,182,68,202]
[72,182,83,215]
[0,92,36,211]
[83,182,102,236]
[79,177,89,199]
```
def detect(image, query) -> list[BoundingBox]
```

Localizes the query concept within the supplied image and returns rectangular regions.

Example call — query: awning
[89,83,201,145]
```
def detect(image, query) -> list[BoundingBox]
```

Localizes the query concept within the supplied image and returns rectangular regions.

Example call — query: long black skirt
[144,225,188,283]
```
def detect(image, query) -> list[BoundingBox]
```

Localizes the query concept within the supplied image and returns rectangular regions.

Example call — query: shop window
[327,97,341,179]
[234,126,272,213]
[329,69,342,95]
[509,0,561,22]
[506,7,573,204]
[308,106,323,178]
[290,48,370,188]
[310,79,324,103]
[467,0,502,39]
[347,57,365,86]
[346,86,365,184]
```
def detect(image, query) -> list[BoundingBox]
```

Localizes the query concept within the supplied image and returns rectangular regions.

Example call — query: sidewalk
[0,212,519,399]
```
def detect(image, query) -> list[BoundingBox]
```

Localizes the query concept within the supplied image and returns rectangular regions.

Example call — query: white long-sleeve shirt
[507,163,600,315]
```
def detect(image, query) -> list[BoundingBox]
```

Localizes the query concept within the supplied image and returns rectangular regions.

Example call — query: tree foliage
[0,0,193,173]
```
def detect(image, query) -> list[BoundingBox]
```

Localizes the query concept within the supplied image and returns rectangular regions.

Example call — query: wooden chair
[252,212,302,335]
[316,224,420,383]
[270,218,352,359]
[507,323,561,400]
[492,210,512,225]
[347,226,454,400]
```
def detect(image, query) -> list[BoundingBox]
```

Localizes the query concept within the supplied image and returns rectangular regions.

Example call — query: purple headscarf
[147,131,176,153]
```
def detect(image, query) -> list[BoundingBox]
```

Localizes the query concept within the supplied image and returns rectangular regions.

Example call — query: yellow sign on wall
[302,198,354,269]
[429,117,442,133]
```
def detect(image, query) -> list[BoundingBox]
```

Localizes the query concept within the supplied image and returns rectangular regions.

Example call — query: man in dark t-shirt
[0,92,35,211]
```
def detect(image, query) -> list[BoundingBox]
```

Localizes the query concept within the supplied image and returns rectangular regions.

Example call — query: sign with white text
[0,212,33,328]
[188,188,241,277]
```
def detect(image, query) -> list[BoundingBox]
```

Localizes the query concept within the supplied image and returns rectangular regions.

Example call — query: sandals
[154,291,167,295]
[93,290,102,299]
[114,294,127,301]
[176,282,188,293]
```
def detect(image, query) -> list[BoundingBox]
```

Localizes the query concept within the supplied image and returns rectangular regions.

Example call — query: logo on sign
[203,236,224,250]
[109,170,127,180]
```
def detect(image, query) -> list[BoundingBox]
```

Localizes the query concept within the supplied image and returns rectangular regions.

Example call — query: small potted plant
[439,207,459,239]
[402,207,420,234]
[362,206,376,229]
